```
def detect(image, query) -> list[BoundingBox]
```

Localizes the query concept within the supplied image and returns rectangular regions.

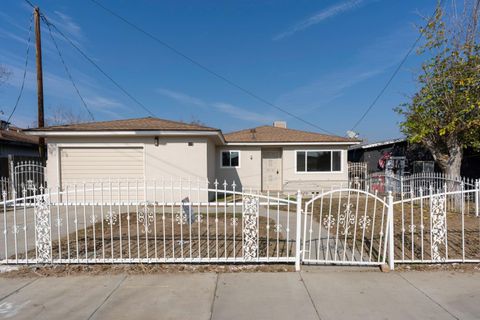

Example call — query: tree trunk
[425,140,463,211]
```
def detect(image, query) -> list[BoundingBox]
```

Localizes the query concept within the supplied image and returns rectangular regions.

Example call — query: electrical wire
[87,0,336,135]
[7,13,33,124]
[44,18,95,121]
[350,0,445,131]
[40,14,157,118]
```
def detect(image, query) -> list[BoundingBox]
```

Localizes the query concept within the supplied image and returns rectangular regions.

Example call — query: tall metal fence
[1,179,479,270]
[1,180,302,267]
[348,169,479,199]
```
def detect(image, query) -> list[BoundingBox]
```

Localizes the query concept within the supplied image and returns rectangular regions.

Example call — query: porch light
[154,136,159,146]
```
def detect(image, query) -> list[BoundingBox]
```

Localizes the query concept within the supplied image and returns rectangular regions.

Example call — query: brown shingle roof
[0,126,39,144]
[25,117,219,132]
[224,125,360,143]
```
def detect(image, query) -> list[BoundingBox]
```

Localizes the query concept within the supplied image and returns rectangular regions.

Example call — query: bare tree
[0,65,11,86]
[30,106,89,127]
[46,106,90,126]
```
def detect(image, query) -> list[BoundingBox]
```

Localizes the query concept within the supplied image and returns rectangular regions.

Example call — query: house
[0,120,39,177]
[348,138,480,178]
[24,117,360,195]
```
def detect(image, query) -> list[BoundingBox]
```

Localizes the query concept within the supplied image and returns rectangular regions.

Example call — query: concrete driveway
[0,268,479,319]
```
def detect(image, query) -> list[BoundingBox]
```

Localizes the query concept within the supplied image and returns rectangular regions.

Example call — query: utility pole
[34,7,45,163]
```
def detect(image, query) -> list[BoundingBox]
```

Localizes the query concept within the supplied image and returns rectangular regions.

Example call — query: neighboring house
[24,117,360,194]
[0,120,39,177]
[348,138,480,178]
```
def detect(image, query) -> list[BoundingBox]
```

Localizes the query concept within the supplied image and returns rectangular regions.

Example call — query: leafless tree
[0,65,11,86]
[30,106,89,127]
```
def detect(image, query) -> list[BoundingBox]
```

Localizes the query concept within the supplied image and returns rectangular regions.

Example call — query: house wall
[44,136,352,199]
[215,146,262,190]
[282,145,349,191]
[206,139,216,186]
[215,145,350,192]
[45,136,214,202]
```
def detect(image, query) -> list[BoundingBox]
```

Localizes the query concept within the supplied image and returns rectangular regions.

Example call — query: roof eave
[225,141,361,146]
[25,129,225,143]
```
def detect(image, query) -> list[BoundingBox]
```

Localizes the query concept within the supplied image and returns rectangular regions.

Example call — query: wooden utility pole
[34,7,45,162]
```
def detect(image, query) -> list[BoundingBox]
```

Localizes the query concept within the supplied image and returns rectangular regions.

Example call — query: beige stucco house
[25,117,360,193]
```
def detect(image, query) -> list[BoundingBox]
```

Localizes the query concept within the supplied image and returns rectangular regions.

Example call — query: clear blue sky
[0,0,437,142]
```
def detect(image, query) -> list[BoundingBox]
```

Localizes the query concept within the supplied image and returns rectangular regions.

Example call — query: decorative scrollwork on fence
[359,215,371,230]
[34,194,51,263]
[138,204,155,233]
[338,203,356,235]
[323,215,336,229]
[243,195,259,261]
[107,210,117,226]
[175,212,187,225]
[274,224,282,233]
[431,193,447,262]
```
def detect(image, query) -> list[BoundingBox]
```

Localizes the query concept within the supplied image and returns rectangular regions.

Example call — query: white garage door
[60,147,144,186]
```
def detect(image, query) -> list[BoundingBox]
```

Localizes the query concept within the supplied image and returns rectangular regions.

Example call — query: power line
[40,14,157,118]
[87,0,336,135]
[350,0,445,131]
[7,13,33,123]
[43,17,95,121]
[23,0,35,9]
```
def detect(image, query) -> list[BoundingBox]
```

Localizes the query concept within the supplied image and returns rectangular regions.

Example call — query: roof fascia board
[360,138,406,149]
[25,130,227,144]
[225,141,360,146]
[23,130,360,146]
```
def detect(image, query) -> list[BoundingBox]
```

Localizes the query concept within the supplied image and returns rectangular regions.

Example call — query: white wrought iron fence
[12,160,46,198]
[393,185,480,263]
[0,180,301,267]
[302,188,391,267]
[348,162,368,190]
[401,172,477,196]
[349,171,479,200]
[0,177,9,196]
[1,178,479,269]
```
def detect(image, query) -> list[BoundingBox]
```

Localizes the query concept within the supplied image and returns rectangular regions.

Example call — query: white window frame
[294,150,342,173]
[220,150,241,168]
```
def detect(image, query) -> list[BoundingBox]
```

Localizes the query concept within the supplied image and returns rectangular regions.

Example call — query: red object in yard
[370,173,385,193]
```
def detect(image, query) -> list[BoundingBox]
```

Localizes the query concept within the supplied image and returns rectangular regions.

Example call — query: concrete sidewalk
[0,268,479,319]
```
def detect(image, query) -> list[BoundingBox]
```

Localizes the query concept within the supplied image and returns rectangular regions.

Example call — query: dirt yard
[14,211,295,262]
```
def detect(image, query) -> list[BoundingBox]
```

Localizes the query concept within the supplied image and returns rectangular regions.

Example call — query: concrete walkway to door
[0,267,479,319]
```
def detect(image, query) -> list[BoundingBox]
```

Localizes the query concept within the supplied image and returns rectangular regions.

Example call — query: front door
[262,149,282,191]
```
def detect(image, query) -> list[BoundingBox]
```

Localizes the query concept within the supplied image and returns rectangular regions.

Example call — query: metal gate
[12,160,45,197]
[302,188,392,266]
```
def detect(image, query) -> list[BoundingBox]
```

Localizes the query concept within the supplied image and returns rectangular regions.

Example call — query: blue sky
[0,0,436,142]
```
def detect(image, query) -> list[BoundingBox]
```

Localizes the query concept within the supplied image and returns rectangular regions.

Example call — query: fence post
[295,190,302,271]
[476,179,479,217]
[387,191,395,271]
[8,155,14,199]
